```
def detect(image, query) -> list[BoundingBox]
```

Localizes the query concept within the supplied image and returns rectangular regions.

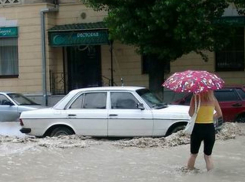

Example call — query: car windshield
[136,89,167,109]
[163,88,188,104]
[7,93,39,105]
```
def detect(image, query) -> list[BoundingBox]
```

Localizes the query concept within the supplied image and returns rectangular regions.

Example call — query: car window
[183,94,192,105]
[163,88,186,104]
[136,88,164,108]
[236,89,245,100]
[69,94,84,109]
[0,95,11,105]
[70,92,107,109]
[7,93,39,105]
[111,92,138,109]
[214,90,241,101]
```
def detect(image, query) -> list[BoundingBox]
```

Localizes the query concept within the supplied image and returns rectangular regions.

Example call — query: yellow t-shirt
[195,106,214,124]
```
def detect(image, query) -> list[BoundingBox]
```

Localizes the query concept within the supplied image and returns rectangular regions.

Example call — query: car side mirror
[2,100,14,106]
[137,103,145,110]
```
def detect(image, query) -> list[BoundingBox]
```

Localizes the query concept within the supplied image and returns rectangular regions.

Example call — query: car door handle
[232,103,242,107]
[68,114,76,117]
[109,114,118,117]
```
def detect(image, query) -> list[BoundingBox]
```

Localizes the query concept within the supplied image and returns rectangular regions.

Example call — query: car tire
[166,124,186,136]
[235,114,245,123]
[50,126,74,137]
[171,125,185,133]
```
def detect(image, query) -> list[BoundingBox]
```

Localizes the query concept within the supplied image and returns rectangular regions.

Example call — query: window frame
[0,35,19,78]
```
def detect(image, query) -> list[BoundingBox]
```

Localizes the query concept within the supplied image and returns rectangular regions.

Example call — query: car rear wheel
[50,126,74,137]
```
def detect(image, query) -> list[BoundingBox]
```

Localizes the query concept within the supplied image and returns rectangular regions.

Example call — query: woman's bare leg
[187,154,198,170]
[204,154,214,171]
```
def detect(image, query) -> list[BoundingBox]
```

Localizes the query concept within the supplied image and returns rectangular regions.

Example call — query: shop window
[0,38,19,77]
[215,28,244,71]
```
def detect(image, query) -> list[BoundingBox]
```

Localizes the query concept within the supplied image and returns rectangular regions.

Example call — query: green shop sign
[49,30,110,47]
[213,16,245,27]
[0,27,18,37]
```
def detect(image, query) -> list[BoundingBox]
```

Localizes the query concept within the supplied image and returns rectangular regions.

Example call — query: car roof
[69,86,146,94]
[53,86,146,109]
[223,85,245,90]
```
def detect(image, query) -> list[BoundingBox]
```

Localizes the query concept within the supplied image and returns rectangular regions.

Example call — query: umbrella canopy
[162,70,224,94]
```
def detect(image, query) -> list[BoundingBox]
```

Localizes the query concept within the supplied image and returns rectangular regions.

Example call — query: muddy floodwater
[0,122,244,182]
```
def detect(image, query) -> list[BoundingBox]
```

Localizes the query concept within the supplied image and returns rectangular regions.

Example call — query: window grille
[215,28,244,72]
[0,0,21,5]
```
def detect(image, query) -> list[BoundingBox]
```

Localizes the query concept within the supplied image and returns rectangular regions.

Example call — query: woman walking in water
[187,90,222,171]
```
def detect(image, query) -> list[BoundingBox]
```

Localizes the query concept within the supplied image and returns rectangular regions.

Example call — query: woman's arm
[188,96,195,117]
[214,99,222,119]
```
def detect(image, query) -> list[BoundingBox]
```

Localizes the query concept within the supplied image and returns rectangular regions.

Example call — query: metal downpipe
[40,6,58,106]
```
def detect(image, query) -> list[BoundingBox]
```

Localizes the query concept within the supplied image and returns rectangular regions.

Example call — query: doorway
[67,45,102,91]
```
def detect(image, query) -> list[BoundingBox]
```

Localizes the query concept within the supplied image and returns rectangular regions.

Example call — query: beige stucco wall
[0,2,148,94]
[0,4,47,93]
[0,1,244,96]
[101,43,149,87]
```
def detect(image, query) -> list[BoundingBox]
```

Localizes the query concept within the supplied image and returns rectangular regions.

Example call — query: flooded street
[0,122,244,182]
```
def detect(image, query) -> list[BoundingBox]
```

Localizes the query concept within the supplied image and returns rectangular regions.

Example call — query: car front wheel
[50,126,74,137]
[236,114,245,123]
[166,124,186,136]
[171,125,185,133]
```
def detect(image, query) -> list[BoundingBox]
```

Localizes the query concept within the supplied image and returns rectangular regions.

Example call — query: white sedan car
[20,87,190,137]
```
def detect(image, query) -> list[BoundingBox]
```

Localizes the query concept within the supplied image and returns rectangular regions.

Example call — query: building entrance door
[67,45,102,91]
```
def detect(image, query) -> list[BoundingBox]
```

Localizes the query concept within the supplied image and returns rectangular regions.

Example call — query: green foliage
[82,0,245,62]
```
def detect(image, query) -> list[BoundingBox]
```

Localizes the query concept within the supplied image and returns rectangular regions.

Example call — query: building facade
[0,0,244,105]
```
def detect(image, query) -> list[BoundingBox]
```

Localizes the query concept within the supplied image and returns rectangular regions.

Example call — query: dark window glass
[0,38,19,76]
[214,90,240,101]
[70,92,106,109]
[236,88,245,100]
[111,92,138,109]
[7,93,38,105]
[184,94,193,105]
[0,95,11,105]
[215,28,244,71]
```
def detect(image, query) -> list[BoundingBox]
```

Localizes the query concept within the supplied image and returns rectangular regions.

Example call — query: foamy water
[0,122,25,137]
[0,122,244,182]
[0,122,243,150]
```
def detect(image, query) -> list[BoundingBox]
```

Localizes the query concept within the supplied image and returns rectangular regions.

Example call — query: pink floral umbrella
[162,70,224,94]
